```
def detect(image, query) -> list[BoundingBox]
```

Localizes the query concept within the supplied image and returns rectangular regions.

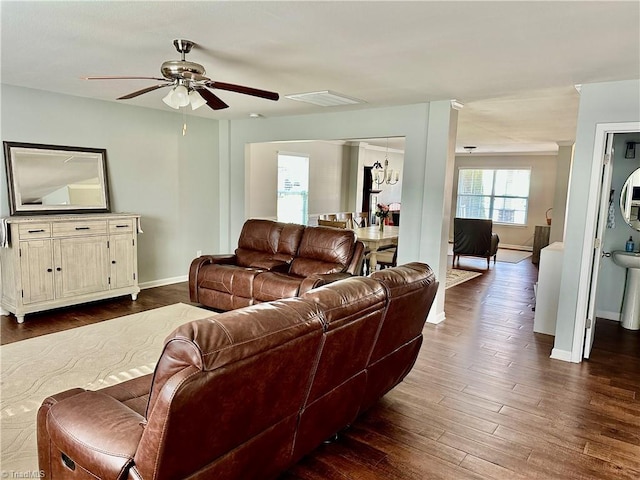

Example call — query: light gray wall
[595,133,640,319]
[450,153,559,248]
[1,85,220,285]
[246,140,349,220]
[549,144,573,243]
[554,79,640,358]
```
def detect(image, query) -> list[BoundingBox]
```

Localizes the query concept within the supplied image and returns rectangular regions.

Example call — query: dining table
[353,225,399,272]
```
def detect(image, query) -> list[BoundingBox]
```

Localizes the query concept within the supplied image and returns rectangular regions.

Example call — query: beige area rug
[447,244,532,264]
[446,267,483,289]
[495,248,532,263]
[0,303,214,473]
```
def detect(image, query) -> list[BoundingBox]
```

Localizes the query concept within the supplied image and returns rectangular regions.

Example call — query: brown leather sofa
[189,219,365,311]
[37,262,438,480]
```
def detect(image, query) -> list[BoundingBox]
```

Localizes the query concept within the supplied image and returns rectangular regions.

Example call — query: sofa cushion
[236,220,305,267]
[253,272,304,302]
[199,264,262,299]
[276,223,305,260]
[289,227,356,276]
[236,219,283,267]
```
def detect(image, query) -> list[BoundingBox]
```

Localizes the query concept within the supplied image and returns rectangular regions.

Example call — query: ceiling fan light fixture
[162,89,180,109]
[189,90,207,110]
[174,85,190,107]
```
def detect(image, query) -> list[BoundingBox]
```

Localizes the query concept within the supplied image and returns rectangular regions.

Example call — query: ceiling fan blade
[195,87,229,110]
[85,75,167,81]
[117,84,171,100]
[206,81,279,101]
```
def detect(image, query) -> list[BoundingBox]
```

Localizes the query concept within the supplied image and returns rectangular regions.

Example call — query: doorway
[573,125,640,361]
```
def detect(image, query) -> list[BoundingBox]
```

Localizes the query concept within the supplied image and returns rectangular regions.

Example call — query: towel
[1,217,9,248]
[607,198,616,229]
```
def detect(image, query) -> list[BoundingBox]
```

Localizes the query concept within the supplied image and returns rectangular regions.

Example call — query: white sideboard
[0,213,141,323]
[533,241,564,335]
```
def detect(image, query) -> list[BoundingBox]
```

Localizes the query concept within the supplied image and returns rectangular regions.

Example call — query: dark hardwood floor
[2,257,639,479]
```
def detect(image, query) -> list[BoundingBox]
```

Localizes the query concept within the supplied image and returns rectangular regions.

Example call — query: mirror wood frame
[3,141,111,216]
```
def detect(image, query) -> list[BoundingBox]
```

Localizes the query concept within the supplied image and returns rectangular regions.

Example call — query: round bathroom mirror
[620,167,640,231]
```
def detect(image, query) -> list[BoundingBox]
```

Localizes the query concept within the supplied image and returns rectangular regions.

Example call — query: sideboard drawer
[52,220,108,238]
[108,219,134,234]
[18,223,51,239]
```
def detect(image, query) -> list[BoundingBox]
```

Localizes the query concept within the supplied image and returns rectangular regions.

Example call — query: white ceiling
[2,1,639,154]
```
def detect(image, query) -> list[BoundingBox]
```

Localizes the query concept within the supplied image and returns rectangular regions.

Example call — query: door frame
[583,132,614,359]
[570,121,640,363]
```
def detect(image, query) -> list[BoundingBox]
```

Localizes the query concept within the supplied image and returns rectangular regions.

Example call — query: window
[456,168,531,225]
[277,152,309,224]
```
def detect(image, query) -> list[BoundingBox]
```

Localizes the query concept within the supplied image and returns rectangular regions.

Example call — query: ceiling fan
[85,39,279,111]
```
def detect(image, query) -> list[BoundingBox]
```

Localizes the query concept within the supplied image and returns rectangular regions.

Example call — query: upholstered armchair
[452,218,500,268]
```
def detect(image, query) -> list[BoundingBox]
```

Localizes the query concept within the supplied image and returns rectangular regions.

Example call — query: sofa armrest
[299,272,354,295]
[38,388,87,473]
[189,254,237,301]
[45,391,145,480]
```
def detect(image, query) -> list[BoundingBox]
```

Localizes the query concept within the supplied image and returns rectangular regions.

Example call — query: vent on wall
[284,90,365,107]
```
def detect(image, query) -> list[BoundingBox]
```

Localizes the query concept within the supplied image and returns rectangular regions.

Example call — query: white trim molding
[427,311,446,324]
[569,121,640,363]
[140,275,188,290]
[550,348,574,363]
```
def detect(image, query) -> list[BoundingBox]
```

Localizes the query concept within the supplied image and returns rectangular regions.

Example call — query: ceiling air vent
[284,90,365,107]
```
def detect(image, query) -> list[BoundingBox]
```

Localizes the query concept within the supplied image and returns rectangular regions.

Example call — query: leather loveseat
[189,219,365,311]
[37,262,438,480]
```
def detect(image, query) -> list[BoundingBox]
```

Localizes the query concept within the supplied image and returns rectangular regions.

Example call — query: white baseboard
[427,311,446,324]
[447,242,532,252]
[550,348,574,363]
[139,275,188,290]
[499,243,533,252]
[596,310,621,322]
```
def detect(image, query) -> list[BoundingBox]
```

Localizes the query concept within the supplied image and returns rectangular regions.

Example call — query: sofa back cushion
[275,223,305,261]
[301,276,387,401]
[235,220,305,268]
[294,276,387,460]
[135,300,324,480]
[289,226,356,276]
[368,262,438,364]
[361,262,438,411]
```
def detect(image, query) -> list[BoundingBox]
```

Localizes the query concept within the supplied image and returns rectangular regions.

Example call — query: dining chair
[353,212,369,228]
[375,247,398,269]
[318,219,348,229]
[336,212,354,229]
[319,214,338,221]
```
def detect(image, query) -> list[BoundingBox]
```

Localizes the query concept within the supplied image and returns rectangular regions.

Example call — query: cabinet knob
[56,267,61,271]
[112,260,116,264]
[47,268,53,272]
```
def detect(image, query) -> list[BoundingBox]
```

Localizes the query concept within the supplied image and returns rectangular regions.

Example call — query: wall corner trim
[550,348,574,363]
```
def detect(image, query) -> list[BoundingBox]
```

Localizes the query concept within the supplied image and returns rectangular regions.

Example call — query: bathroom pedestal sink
[612,250,640,330]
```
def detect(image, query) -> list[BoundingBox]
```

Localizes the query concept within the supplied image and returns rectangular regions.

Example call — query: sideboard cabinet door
[19,239,55,304]
[53,235,110,298]
[110,234,136,290]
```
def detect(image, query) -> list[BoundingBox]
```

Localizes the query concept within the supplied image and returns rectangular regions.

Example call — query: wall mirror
[3,141,110,215]
[620,167,640,231]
